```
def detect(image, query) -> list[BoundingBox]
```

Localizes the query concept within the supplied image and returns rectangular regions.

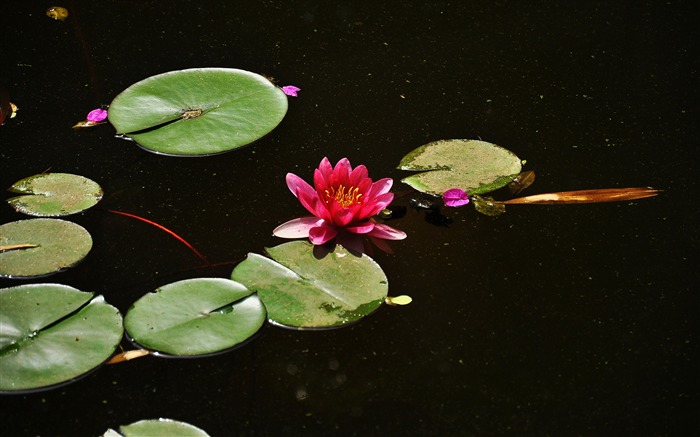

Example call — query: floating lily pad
[124,278,266,356]
[0,219,92,279]
[104,418,210,437]
[0,284,123,393]
[6,173,103,216]
[231,241,388,329]
[398,139,522,196]
[108,68,288,156]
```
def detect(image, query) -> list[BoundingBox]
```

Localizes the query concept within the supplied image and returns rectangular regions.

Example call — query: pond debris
[472,195,506,216]
[281,85,301,97]
[87,108,108,122]
[474,187,661,216]
[1,86,18,126]
[508,170,536,194]
[105,349,150,365]
[0,243,39,252]
[385,295,412,306]
[73,107,108,128]
[442,188,470,207]
[500,187,661,205]
[46,6,69,21]
[106,209,209,264]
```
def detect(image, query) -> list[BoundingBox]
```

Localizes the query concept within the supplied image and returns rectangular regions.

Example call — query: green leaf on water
[0,284,123,393]
[231,241,388,330]
[398,139,522,196]
[124,278,266,356]
[6,173,103,216]
[104,418,210,437]
[108,68,288,156]
[0,219,93,279]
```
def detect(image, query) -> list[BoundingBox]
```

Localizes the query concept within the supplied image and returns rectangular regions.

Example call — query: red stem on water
[107,209,209,264]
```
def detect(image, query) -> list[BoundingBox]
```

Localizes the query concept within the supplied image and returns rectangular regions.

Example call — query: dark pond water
[1,1,698,435]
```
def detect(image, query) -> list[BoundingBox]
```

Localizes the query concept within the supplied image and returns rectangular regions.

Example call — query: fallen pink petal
[281,85,301,97]
[443,188,470,207]
[86,108,108,122]
[273,157,407,247]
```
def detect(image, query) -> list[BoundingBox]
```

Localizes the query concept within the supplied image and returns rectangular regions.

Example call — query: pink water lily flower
[273,157,407,247]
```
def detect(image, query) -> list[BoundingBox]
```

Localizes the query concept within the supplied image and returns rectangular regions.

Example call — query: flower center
[325,185,362,208]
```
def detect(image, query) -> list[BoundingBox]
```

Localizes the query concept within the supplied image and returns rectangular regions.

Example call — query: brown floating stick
[500,187,661,205]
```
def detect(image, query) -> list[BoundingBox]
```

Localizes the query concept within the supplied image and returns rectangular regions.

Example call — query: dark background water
[1,1,698,435]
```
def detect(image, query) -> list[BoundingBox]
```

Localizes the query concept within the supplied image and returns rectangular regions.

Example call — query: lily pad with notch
[0,219,93,279]
[124,278,266,356]
[108,68,289,156]
[6,173,103,216]
[0,284,123,393]
[398,139,523,196]
[230,241,388,330]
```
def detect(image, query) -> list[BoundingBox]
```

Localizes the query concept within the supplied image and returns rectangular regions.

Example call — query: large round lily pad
[6,173,103,216]
[104,418,210,437]
[108,68,288,156]
[124,278,266,356]
[0,284,123,393]
[398,139,523,196]
[231,241,388,329]
[0,219,93,279]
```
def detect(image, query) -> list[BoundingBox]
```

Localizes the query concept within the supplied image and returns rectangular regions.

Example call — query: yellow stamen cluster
[325,185,362,208]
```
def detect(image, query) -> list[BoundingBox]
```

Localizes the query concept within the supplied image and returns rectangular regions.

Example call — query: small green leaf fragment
[472,195,506,216]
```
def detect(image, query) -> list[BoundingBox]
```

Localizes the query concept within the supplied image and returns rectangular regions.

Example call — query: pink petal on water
[86,108,108,122]
[281,85,301,97]
[443,188,470,207]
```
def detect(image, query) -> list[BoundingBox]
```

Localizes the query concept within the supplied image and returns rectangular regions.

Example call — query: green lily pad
[108,68,288,156]
[398,139,523,196]
[6,173,103,216]
[0,219,93,279]
[231,241,388,329]
[124,278,266,356]
[104,418,210,437]
[0,284,123,393]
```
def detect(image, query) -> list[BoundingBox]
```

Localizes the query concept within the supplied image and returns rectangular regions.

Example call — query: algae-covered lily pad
[103,418,210,437]
[398,139,522,196]
[6,173,103,216]
[231,241,388,330]
[0,284,123,393]
[0,219,92,279]
[124,278,266,356]
[108,68,288,156]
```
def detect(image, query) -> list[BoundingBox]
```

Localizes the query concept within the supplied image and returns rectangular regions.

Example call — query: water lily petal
[368,178,393,197]
[349,164,369,186]
[345,221,376,234]
[443,188,470,207]
[359,191,394,217]
[329,206,356,227]
[331,158,352,186]
[318,157,333,182]
[286,173,316,199]
[368,223,407,240]
[273,217,322,238]
[309,222,338,245]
